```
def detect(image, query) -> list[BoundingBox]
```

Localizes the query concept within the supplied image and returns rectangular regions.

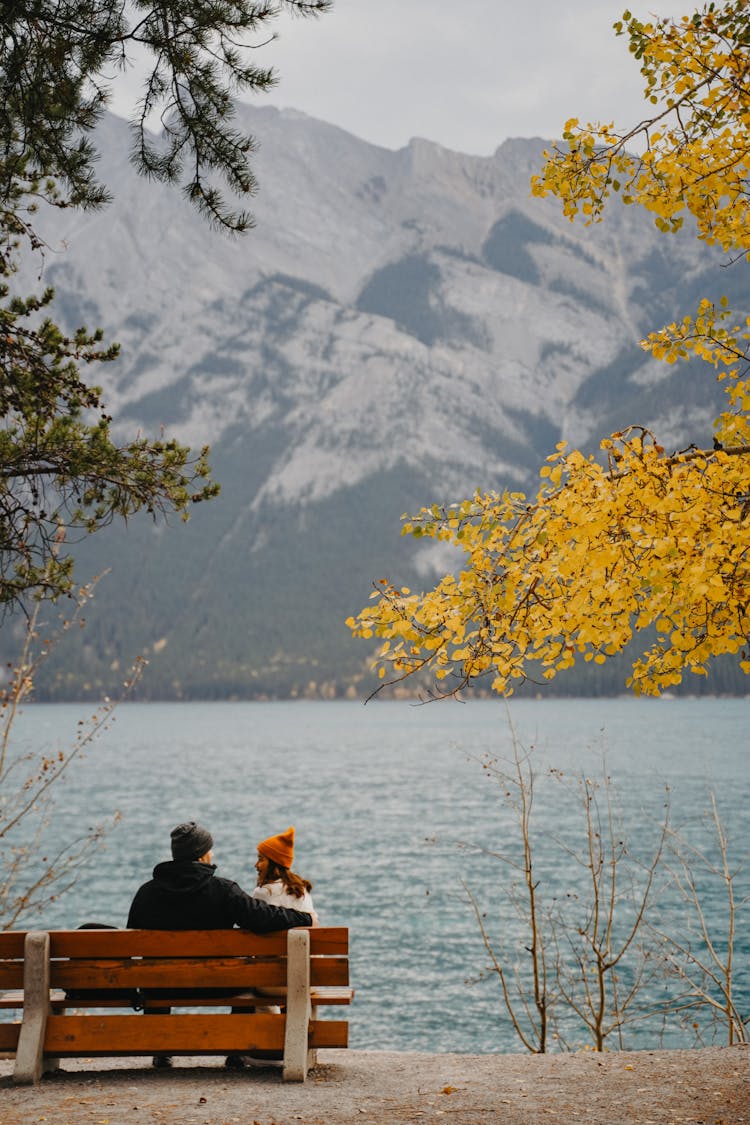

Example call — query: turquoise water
[8,697,749,1052]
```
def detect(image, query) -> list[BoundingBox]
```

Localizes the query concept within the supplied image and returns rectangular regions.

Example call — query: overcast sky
[241,1,688,155]
[112,1,690,156]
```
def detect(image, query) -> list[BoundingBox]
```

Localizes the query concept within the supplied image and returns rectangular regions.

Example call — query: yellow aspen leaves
[347,3,750,699]
[348,429,750,696]
[531,4,750,257]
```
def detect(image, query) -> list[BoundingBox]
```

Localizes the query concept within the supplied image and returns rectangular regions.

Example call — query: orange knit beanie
[257,825,295,868]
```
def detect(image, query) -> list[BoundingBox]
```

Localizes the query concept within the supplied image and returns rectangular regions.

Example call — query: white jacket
[251,879,319,924]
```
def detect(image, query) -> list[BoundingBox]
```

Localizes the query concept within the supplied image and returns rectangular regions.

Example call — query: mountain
[12,106,745,699]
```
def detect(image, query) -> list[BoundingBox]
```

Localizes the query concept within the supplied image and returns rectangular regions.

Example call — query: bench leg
[14,932,51,1085]
[283,929,311,1082]
[307,1004,319,1071]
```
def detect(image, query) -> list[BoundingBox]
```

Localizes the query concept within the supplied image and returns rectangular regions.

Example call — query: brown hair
[260,858,312,899]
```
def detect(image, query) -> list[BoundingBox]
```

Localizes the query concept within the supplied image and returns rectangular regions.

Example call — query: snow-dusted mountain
[24,106,739,699]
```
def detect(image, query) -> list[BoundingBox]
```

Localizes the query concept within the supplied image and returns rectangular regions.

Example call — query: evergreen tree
[0,1,330,609]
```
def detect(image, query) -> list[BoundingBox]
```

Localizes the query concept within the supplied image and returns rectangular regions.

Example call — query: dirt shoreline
[2,1045,748,1124]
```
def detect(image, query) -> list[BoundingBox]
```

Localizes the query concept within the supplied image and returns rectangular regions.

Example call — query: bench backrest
[0,926,349,994]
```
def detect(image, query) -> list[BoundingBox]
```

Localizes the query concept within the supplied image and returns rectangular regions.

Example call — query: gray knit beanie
[170,821,213,861]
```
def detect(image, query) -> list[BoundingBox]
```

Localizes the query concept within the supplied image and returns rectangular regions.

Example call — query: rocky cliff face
[20,106,737,699]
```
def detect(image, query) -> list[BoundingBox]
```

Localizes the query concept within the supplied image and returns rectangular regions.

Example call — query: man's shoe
[225,1054,282,1070]
[152,1055,173,1068]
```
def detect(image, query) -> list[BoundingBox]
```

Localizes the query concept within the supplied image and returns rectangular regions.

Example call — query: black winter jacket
[127,860,312,931]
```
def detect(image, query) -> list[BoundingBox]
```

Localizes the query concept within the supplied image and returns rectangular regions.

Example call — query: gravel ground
[1,1045,748,1124]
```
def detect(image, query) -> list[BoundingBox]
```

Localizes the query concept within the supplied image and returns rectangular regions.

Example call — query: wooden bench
[0,926,352,1084]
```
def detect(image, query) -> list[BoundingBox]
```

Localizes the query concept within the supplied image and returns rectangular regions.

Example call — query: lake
[7,696,749,1053]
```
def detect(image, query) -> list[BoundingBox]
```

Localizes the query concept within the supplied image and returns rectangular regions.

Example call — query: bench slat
[41,1013,349,1054]
[48,928,348,958]
[307,928,349,955]
[310,1019,349,1048]
[0,967,24,989]
[0,934,25,957]
[313,959,349,987]
[48,955,348,990]
[0,1025,20,1051]
[44,1012,285,1055]
[50,958,288,990]
[49,931,288,957]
